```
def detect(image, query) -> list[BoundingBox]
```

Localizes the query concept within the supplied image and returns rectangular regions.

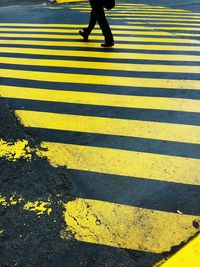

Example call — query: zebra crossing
[1,1,200,262]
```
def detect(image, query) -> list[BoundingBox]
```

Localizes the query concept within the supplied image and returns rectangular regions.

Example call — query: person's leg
[79,8,97,41]
[85,8,97,34]
[97,7,114,46]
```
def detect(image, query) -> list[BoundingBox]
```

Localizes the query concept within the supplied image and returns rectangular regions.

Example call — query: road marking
[161,234,200,267]
[1,25,200,31]
[1,33,200,44]
[1,26,200,38]
[1,39,200,52]
[1,3,200,256]
[0,192,52,217]
[109,13,200,19]
[71,7,189,12]
[1,68,200,90]
[1,47,200,62]
[0,139,32,161]
[1,189,199,254]
[0,27,175,36]
[16,110,200,145]
[2,85,200,113]
[63,198,199,253]
[111,17,200,22]
[37,142,200,185]
[1,56,200,74]
[128,22,200,26]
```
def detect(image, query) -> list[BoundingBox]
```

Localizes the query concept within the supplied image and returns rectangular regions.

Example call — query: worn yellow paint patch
[9,193,24,205]
[63,198,200,253]
[0,195,8,207]
[0,193,52,217]
[161,234,200,267]
[0,193,24,207]
[24,200,52,217]
[0,139,32,161]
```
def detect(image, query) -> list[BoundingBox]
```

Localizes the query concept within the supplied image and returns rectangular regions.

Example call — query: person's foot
[101,41,114,47]
[79,30,89,41]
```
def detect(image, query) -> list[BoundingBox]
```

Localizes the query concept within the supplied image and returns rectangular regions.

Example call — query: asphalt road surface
[0,0,200,266]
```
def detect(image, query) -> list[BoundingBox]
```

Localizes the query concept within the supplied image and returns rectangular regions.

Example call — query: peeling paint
[24,200,52,217]
[0,139,33,161]
[0,193,52,217]
[0,194,8,207]
[0,193,24,207]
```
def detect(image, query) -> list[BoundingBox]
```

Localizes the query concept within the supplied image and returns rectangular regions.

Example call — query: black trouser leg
[84,8,97,35]
[96,7,114,43]
[84,7,114,43]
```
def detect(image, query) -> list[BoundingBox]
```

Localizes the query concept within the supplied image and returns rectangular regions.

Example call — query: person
[79,0,114,47]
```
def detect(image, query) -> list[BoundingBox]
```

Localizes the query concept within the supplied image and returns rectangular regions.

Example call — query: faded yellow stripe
[1,68,200,90]
[0,47,200,62]
[161,234,200,267]
[16,110,200,145]
[1,56,200,74]
[1,33,199,44]
[63,198,200,253]
[1,85,200,113]
[0,39,199,52]
[39,142,200,185]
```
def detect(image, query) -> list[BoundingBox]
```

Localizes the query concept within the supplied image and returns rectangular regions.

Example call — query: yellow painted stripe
[0,23,152,27]
[111,17,200,22]
[112,11,198,16]
[10,21,196,32]
[2,85,200,113]
[71,6,189,11]
[0,25,169,29]
[2,24,196,30]
[128,22,200,26]
[38,142,200,185]
[56,0,86,3]
[0,27,199,37]
[137,26,200,31]
[161,234,200,267]
[73,6,189,12]
[1,68,200,90]
[1,39,199,52]
[2,56,200,74]
[80,10,198,16]
[16,110,200,145]
[63,198,199,253]
[0,27,174,36]
[1,33,200,44]
[71,8,191,14]
[110,14,200,19]
[1,47,200,62]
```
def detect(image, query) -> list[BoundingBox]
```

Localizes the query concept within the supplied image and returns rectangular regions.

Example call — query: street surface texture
[0,0,200,266]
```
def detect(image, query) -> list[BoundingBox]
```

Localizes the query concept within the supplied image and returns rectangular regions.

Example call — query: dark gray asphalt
[0,0,200,266]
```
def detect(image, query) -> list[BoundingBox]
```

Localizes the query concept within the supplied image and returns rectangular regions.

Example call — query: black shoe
[101,41,114,47]
[79,30,88,41]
